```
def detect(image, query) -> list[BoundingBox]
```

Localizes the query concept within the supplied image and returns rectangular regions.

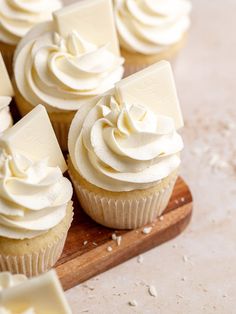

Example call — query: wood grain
[55,177,193,291]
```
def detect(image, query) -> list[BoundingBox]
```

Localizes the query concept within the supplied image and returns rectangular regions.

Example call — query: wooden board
[55,177,193,291]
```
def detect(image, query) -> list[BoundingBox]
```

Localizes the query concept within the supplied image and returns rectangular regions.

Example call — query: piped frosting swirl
[0,149,73,239]
[69,95,183,192]
[0,0,62,45]
[114,0,192,55]
[14,24,124,112]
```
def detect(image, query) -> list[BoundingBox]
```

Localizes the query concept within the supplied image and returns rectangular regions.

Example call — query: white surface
[65,0,236,313]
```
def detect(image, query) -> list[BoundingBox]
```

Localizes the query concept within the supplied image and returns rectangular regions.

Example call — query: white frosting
[69,95,183,192]
[0,96,12,133]
[0,149,73,239]
[0,0,62,45]
[14,23,124,112]
[114,0,192,55]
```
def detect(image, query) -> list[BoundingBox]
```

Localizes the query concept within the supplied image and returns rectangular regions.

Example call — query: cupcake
[68,61,184,229]
[0,270,72,313]
[0,105,73,276]
[13,1,124,151]
[0,53,14,133]
[0,0,62,75]
[114,0,192,76]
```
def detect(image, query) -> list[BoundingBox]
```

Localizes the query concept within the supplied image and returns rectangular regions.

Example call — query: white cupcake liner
[0,232,67,277]
[70,171,177,229]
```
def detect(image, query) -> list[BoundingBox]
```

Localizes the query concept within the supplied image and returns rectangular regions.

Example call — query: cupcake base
[0,41,16,77]
[121,35,187,77]
[68,158,178,229]
[0,201,73,277]
[12,78,76,151]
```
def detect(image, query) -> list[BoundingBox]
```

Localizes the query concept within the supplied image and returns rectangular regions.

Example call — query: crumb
[175,199,179,204]
[142,227,152,234]
[83,241,88,246]
[182,255,188,262]
[128,300,138,307]
[112,233,117,241]
[107,246,113,252]
[181,197,185,202]
[159,216,164,221]
[116,236,122,246]
[137,255,144,264]
[148,285,157,297]
[181,277,186,282]
[93,242,97,246]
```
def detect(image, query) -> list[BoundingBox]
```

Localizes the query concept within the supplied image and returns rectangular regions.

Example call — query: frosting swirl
[14,24,124,112]
[0,96,12,133]
[114,0,192,55]
[0,149,73,239]
[0,0,62,45]
[69,96,183,192]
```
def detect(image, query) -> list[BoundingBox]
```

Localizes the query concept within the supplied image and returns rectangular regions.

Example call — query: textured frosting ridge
[69,96,183,192]
[0,0,62,45]
[114,0,191,55]
[0,97,12,133]
[0,149,72,239]
[14,24,124,112]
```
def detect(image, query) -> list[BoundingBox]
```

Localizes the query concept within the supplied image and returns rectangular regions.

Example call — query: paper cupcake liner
[69,169,177,229]
[0,202,73,277]
[0,232,67,277]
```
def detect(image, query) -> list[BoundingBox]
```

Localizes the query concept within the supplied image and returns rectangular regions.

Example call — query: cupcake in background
[0,0,62,75]
[0,105,73,276]
[0,271,72,313]
[68,61,184,229]
[0,53,14,133]
[114,0,192,76]
[13,0,124,150]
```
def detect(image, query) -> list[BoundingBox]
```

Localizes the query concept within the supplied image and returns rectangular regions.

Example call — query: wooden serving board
[55,177,193,291]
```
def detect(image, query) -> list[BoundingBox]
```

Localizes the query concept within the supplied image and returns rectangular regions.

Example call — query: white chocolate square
[0,53,14,97]
[115,61,184,129]
[0,105,67,173]
[53,0,120,55]
[0,271,71,314]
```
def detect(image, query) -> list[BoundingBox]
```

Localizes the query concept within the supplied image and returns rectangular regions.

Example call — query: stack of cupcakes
[0,0,189,279]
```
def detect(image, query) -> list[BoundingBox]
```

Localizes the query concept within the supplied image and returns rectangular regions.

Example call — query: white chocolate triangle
[0,105,67,173]
[53,0,119,55]
[0,270,72,314]
[115,61,183,129]
[0,54,14,97]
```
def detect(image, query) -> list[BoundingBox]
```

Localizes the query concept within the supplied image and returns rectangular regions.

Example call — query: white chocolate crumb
[93,242,97,246]
[182,255,189,262]
[107,246,113,252]
[175,199,179,204]
[159,216,164,221]
[181,197,185,202]
[142,227,152,234]
[116,236,122,246]
[148,285,157,297]
[128,300,138,307]
[111,233,117,241]
[83,241,88,246]
[137,255,144,264]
